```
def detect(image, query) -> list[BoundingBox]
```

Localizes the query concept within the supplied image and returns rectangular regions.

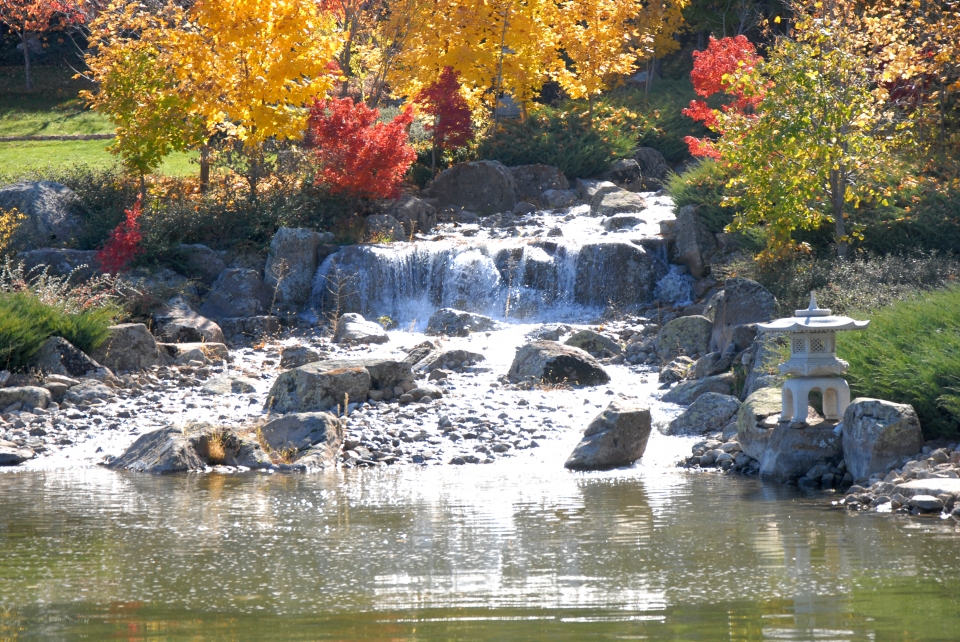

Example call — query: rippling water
[3,429,960,640]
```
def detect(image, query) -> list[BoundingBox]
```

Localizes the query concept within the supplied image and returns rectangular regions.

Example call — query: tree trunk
[199,143,211,190]
[20,31,32,92]
[830,167,847,259]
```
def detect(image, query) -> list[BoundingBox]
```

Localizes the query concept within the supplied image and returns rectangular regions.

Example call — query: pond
[3,429,959,640]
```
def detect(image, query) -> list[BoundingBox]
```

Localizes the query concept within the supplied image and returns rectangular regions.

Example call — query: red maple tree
[682,35,763,159]
[97,198,144,274]
[415,66,473,174]
[308,97,416,200]
[0,0,85,90]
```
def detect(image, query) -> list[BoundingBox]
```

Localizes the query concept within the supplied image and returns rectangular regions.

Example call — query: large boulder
[510,164,569,204]
[0,181,82,251]
[602,214,645,231]
[30,336,102,377]
[414,348,485,372]
[707,279,777,352]
[385,196,437,237]
[364,214,407,242]
[17,248,99,280]
[633,147,669,190]
[602,158,645,192]
[426,308,498,337]
[665,392,741,436]
[508,341,610,386]
[655,315,713,362]
[200,374,258,395]
[280,345,322,369]
[152,295,225,344]
[573,241,665,307]
[673,205,718,278]
[423,160,518,214]
[333,313,388,345]
[575,179,616,202]
[108,423,271,473]
[0,440,34,466]
[199,268,272,319]
[89,323,170,372]
[266,358,412,413]
[564,329,622,356]
[589,188,647,217]
[661,372,736,405]
[0,386,50,410]
[540,189,578,209]
[264,227,324,306]
[841,398,923,482]
[736,387,783,460]
[175,244,225,285]
[759,423,842,482]
[564,401,652,470]
[259,412,343,467]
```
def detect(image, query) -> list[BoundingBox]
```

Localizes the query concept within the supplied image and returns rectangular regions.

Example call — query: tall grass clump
[665,159,739,234]
[837,287,960,439]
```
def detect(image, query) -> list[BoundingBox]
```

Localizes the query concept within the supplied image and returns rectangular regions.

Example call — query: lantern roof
[757,293,870,333]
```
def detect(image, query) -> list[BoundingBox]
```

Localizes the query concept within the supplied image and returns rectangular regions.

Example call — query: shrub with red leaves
[682,35,763,159]
[308,97,416,200]
[96,198,143,274]
[416,67,473,162]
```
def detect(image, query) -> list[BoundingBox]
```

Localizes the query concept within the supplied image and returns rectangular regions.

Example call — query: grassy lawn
[0,140,198,177]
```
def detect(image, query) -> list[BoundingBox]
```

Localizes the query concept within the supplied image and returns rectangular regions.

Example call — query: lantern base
[781,377,850,423]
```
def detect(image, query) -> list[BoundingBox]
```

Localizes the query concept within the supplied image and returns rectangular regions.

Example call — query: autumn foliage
[416,67,474,153]
[0,0,85,89]
[97,199,144,274]
[308,98,416,200]
[682,35,763,158]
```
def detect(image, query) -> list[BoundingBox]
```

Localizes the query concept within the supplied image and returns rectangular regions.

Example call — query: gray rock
[540,189,578,209]
[30,336,102,377]
[414,348,485,372]
[736,387,783,460]
[17,248,99,280]
[364,214,407,242]
[655,315,713,362]
[842,398,923,482]
[62,380,115,404]
[564,329,622,355]
[385,196,437,237]
[589,189,647,217]
[759,423,842,482]
[512,201,537,216]
[895,478,960,498]
[153,295,225,344]
[264,227,324,305]
[508,341,610,385]
[0,386,50,409]
[673,205,718,278]
[199,269,272,319]
[108,424,270,473]
[280,345,321,369]
[0,440,34,466]
[602,158,645,192]
[574,242,665,307]
[218,316,280,344]
[266,358,412,413]
[633,147,669,190]
[666,392,741,436]
[510,164,569,204]
[426,308,499,337]
[158,342,228,364]
[575,178,617,202]
[602,214,645,231]
[911,495,944,512]
[201,375,258,395]
[121,266,197,298]
[423,160,518,214]
[259,412,343,462]
[0,181,81,251]
[333,313,389,345]
[708,279,777,352]
[662,372,736,405]
[564,401,652,470]
[89,323,170,372]
[175,244,225,285]
[658,356,693,383]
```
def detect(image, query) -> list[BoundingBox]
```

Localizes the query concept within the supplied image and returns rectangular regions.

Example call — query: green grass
[0,140,198,177]
[0,64,113,137]
[838,286,960,439]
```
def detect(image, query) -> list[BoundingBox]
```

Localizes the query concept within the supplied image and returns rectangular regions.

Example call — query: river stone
[426,308,499,337]
[17,248,100,280]
[30,336,102,377]
[190,423,271,468]
[259,412,343,460]
[89,323,169,372]
[602,214,645,231]
[707,279,777,352]
[540,189,578,209]
[602,158,645,192]
[633,147,669,189]
[414,348,485,372]
[365,214,407,242]
[575,179,617,202]
[62,380,115,404]
[153,295,225,344]
[218,316,280,344]
[385,195,437,237]
[175,243,225,285]
[199,268,272,319]
[662,372,736,405]
[737,387,783,460]
[564,401,652,470]
[107,426,204,473]
[508,341,610,386]
[665,392,741,436]
[0,440,34,466]
[510,164,569,204]
[266,364,370,414]
[423,160,518,214]
[564,329,622,356]
[759,423,842,482]
[673,205,718,279]
[573,242,664,307]
[280,345,321,369]
[264,227,324,305]
[0,386,50,410]
[895,479,960,498]
[158,342,228,364]
[0,181,82,251]
[658,356,694,383]
[842,398,923,482]
[589,188,647,217]
[655,315,713,362]
[334,313,388,344]
[911,495,944,512]
[201,375,258,395]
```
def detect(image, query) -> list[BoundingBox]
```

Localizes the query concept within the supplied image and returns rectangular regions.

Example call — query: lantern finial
[796,291,831,317]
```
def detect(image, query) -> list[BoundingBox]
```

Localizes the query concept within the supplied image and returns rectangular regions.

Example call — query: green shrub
[859,188,960,256]
[838,287,960,439]
[666,159,738,234]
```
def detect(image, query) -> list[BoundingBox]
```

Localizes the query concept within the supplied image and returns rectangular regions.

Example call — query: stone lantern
[757,293,869,424]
